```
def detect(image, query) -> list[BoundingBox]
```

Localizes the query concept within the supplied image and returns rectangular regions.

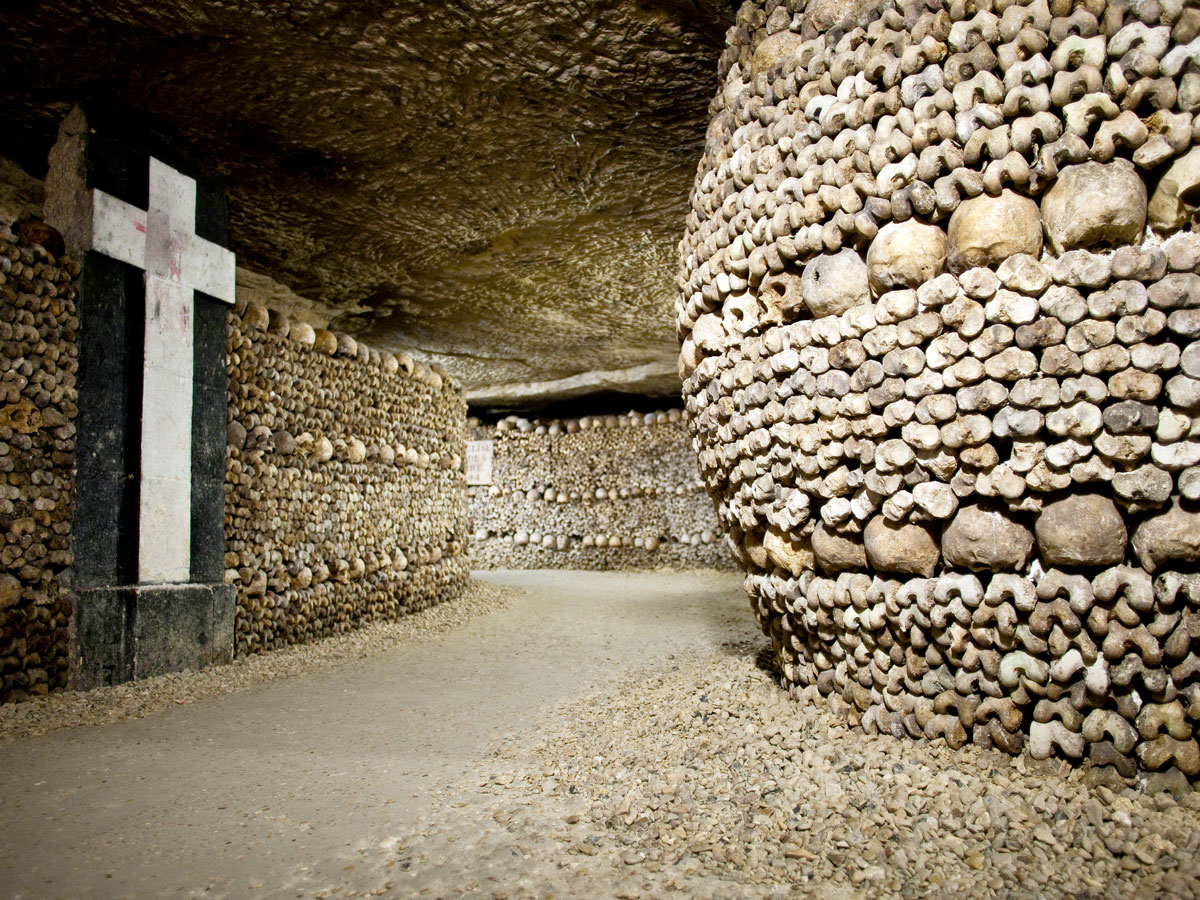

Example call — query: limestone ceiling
[0,0,734,407]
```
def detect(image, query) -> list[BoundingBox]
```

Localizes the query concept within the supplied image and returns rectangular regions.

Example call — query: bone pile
[468,409,731,570]
[226,301,469,655]
[0,235,76,702]
[678,0,1200,774]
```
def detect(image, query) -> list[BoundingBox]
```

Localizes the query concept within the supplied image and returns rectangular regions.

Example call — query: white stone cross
[85,158,236,584]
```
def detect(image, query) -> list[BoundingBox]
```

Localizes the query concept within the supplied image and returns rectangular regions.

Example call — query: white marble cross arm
[88,159,236,304]
[89,190,149,271]
[181,232,237,303]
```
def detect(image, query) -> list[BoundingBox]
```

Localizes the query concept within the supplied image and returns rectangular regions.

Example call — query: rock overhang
[0,0,736,408]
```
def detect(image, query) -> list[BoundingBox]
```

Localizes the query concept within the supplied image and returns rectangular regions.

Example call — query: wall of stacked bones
[0,235,76,701]
[468,410,730,569]
[226,302,470,655]
[678,0,1200,774]
[0,236,471,699]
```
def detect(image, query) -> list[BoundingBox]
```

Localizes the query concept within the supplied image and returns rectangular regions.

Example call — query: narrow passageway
[4,570,1200,900]
[0,571,751,899]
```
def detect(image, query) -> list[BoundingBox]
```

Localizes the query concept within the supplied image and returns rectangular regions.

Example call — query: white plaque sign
[466,440,494,486]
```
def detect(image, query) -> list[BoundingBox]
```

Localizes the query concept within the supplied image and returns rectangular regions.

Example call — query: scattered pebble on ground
[0,579,520,744]
[7,577,1199,899]
[394,640,1200,900]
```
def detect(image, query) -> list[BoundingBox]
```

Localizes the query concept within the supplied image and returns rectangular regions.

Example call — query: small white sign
[466,440,494,485]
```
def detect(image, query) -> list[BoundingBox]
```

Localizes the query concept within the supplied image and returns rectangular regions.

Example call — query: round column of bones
[678,0,1200,776]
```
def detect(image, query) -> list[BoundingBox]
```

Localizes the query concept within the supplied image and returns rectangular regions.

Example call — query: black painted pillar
[45,105,235,688]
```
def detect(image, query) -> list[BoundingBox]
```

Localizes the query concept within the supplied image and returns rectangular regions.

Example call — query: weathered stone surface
[0,574,20,612]
[466,362,680,409]
[0,157,43,240]
[866,221,947,295]
[1035,494,1127,566]
[1131,500,1200,571]
[0,1,734,404]
[863,517,939,577]
[1041,161,1148,255]
[1148,146,1200,233]
[811,522,867,573]
[942,504,1034,571]
[801,249,870,318]
[763,529,813,578]
[947,191,1042,274]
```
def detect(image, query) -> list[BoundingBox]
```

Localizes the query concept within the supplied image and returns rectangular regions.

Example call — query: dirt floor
[1,570,1198,900]
[0,570,750,898]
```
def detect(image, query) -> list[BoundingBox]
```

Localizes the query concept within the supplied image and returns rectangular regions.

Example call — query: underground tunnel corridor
[0,571,752,898]
[3,570,1200,899]
[3,0,1200,896]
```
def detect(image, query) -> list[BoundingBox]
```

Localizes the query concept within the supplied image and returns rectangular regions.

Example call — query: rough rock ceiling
[0,0,733,407]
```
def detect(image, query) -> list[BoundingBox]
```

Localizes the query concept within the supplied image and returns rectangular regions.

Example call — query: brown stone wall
[223,301,470,655]
[468,410,731,570]
[0,198,472,697]
[680,0,1200,774]
[0,236,77,701]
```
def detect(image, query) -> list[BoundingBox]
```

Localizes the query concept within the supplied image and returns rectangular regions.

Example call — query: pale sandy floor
[1,571,1198,900]
[0,570,749,899]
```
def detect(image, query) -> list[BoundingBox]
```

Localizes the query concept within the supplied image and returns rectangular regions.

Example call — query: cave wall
[225,301,470,655]
[0,219,471,698]
[0,236,77,701]
[679,0,1200,774]
[468,410,731,570]
[0,1,738,404]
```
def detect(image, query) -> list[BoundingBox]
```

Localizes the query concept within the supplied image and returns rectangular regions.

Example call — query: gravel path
[2,571,1197,899]
[396,642,1200,900]
[0,578,520,744]
[0,570,750,899]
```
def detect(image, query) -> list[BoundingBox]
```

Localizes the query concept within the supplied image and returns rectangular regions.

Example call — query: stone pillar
[678,0,1200,776]
[45,105,235,687]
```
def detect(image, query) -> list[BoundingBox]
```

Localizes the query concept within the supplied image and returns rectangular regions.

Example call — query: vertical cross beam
[44,105,238,686]
[140,162,199,583]
[86,159,235,582]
